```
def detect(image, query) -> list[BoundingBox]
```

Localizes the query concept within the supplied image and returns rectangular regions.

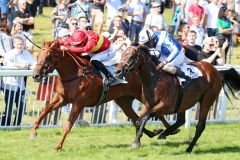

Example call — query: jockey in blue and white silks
[139,29,191,81]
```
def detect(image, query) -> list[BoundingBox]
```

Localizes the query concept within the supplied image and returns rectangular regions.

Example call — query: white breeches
[166,49,186,67]
[90,44,116,66]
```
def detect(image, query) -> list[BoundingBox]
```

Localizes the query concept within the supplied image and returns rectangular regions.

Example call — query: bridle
[36,42,90,82]
[119,46,153,75]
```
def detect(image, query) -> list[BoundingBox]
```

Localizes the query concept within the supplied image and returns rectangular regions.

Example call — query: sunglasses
[209,44,214,46]
[85,26,92,30]
[72,23,78,25]
[153,6,161,8]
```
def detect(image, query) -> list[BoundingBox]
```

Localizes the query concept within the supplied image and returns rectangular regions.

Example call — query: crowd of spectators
[0,0,240,125]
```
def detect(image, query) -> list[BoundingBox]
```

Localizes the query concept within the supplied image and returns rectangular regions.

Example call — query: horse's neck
[139,61,159,86]
[56,57,86,80]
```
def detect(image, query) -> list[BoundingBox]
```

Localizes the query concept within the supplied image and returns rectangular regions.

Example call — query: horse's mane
[137,45,160,65]
[44,40,92,67]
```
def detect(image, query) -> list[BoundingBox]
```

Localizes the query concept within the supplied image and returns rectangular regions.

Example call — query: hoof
[29,132,37,140]
[132,142,140,149]
[54,146,61,152]
[185,147,192,153]
[153,128,164,136]
[170,128,181,135]
[158,133,166,140]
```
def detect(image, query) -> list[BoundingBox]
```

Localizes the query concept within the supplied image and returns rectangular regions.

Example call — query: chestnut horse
[31,41,176,151]
[115,46,240,152]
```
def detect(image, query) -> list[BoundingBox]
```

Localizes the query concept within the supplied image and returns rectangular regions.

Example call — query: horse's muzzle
[32,74,42,82]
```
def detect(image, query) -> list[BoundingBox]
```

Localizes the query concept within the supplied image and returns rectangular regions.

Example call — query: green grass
[0,123,240,160]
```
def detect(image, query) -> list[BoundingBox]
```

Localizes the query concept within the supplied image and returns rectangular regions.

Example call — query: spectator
[78,16,88,30]
[0,16,12,65]
[185,30,202,61]
[177,22,189,47]
[217,6,233,56]
[145,2,165,32]
[211,36,228,65]
[89,0,106,34]
[1,37,35,126]
[69,0,90,21]
[11,22,34,54]
[38,0,45,16]
[109,6,130,36]
[188,0,204,26]
[226,4,240,44]
[190,16,205,47]
[181,0,193,23]
[203,0,222,37]
[197,37,225,65]
[13,0,35,33]
[68,17,78,34]
[235,0,240,15]
[127,0,147,43]
[172,0,182,35]
[108,16,124,36]
[84,22,93,31]
[51,0,70,38]
[105,0,121,28]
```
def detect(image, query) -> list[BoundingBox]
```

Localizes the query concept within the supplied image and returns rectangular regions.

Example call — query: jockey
[138,28,191,82]
[60,30,127,85]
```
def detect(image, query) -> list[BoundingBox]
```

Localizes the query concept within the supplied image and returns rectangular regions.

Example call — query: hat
[151,2,161,8]
[202,37,213,46]
[118,5,127,11]
[55,0,70,5]
[58,28,70,38]
[84,23,92,29]
[18,0,27,4]
[139,29,155,43]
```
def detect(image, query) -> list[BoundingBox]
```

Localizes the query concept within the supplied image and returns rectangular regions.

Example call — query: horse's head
[115,45,152,79]
[32,40,62,82]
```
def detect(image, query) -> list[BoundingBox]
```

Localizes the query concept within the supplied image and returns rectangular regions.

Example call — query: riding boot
[176,68,191,80]
[91,60,127,86]
[175,68,191,87]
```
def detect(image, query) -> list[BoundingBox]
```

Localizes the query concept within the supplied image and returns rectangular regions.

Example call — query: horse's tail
[219,68,240,100]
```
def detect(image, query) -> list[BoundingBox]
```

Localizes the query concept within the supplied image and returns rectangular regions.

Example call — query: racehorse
[115,46,240,152]
[31,41,177,151]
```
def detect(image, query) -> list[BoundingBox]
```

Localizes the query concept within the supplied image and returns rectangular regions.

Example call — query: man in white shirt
[144,2,165,32]
[203,0,222,37]
[190,16,205,47]
[1,37,35,126]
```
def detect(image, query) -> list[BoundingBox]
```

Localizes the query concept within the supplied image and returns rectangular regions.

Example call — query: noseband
[36,46,61,76]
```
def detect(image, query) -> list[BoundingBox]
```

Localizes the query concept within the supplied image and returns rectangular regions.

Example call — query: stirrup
[105,77,128,86]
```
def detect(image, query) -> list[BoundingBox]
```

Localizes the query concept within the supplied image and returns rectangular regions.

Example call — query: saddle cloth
[178,63,203,84]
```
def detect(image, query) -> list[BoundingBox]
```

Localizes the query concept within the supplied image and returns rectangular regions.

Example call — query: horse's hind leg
[30,94,68,139]
[186,94,217,153]
[158,112,185,139]
[54,104,83,151]
[115,97,162,138]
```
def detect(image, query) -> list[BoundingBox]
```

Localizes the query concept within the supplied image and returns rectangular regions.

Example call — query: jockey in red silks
[60,30,127,85]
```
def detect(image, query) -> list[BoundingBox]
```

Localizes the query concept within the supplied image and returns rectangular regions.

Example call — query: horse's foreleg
[115,97,160,138]
[30,94,68,139]
[132,113,151,149]
[158,112,185,139]
[54,104,83,151]
[154,114,180,135]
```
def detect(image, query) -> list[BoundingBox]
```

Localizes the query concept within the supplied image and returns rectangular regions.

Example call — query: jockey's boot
[176,68,191,81]
[175,68,191,87]
[91,60,128,86]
